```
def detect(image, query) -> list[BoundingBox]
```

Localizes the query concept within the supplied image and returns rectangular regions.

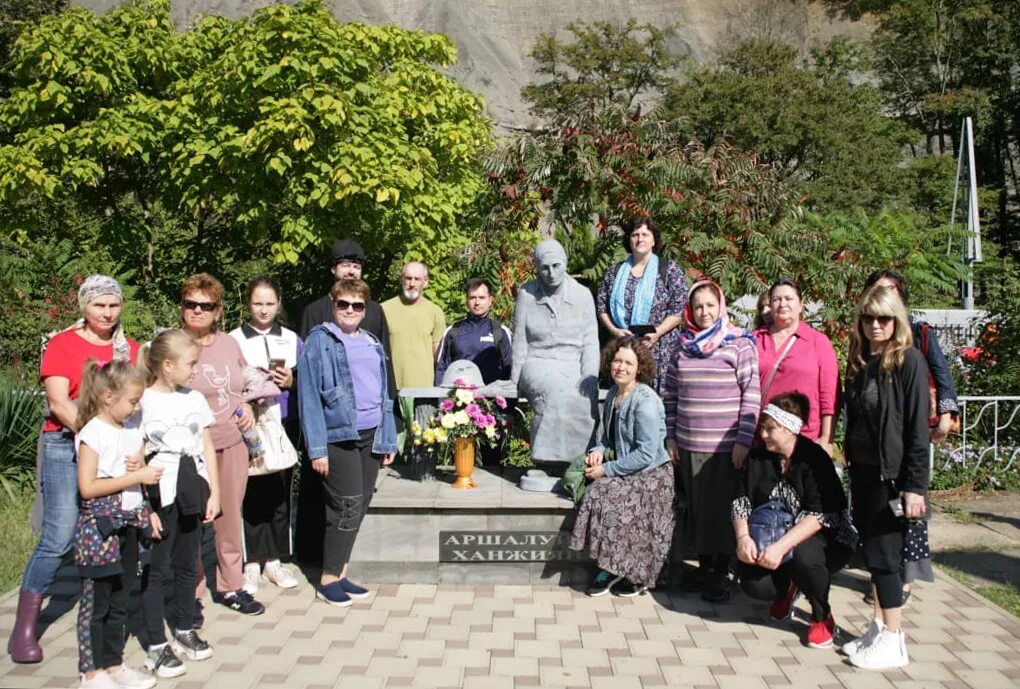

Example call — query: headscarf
[60,275,131,361]
[609,254,659,329]
[678,279,751,358]
[762,403,804,435]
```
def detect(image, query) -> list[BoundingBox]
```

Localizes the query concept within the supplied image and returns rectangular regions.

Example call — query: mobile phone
[888,497,905,518]
[269,358,286,370]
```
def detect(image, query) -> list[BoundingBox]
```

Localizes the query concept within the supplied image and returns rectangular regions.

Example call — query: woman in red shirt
[9,276,140,664]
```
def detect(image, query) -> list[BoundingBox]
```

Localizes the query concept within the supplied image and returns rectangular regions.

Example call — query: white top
[228,325,299,370]
[140,387,214,506]
[75,416,145,510]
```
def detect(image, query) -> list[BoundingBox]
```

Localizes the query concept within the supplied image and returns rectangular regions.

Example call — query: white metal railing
[936,396,1020,475]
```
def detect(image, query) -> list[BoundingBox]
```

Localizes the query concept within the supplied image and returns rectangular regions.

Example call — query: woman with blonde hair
[842,285,929,670]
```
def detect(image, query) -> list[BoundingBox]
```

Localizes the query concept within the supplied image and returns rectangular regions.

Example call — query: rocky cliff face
[78,0,868,126]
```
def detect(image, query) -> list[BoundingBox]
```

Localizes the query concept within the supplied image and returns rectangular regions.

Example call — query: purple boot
[7,590,43,663]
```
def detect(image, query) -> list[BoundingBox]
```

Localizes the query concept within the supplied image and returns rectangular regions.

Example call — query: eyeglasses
[183,299,218,312]
[334,299,366,312]
[862,314,893,326]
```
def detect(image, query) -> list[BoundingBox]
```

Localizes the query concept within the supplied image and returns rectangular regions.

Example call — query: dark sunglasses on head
[862,314,893,326]
[334,299,366,312]
[183,299,218,312]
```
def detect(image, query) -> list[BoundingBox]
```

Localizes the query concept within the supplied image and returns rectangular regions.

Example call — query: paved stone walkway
[2,562,1019,689]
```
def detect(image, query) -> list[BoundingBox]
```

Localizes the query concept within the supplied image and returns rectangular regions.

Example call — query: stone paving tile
[2,564,1019,689]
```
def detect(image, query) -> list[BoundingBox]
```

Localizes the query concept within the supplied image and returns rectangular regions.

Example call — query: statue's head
[534,239,568,291]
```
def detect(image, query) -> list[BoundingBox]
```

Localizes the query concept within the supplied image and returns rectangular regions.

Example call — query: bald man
[381,262,447,389]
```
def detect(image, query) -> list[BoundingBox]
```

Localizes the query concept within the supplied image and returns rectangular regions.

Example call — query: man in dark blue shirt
[435,278,512,384]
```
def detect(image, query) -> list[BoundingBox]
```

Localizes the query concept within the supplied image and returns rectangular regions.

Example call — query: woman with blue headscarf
[596,216,688,393]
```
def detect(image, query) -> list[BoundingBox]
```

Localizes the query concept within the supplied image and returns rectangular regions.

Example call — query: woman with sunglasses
[842,285,930,670]
[180,273,266,617]
[298,279,397,607]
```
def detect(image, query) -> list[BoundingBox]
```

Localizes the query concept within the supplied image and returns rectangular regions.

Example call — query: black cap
[331,239,366,263]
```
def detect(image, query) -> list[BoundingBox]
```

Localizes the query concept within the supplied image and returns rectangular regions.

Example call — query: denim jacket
[590,383,670,477]
[298,324,398,458]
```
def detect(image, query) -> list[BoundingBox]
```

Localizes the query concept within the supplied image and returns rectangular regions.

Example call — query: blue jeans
[22,431,78,594]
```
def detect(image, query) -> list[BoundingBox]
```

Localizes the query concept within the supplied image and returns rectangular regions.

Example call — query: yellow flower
[435,429,448,444]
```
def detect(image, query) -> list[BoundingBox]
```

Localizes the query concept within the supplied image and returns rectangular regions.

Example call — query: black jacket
[298,295,401,429]
[739,436,847,516]
[844,347,930,495]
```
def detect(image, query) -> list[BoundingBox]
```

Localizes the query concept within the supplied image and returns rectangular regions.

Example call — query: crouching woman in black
[731,393,856,649]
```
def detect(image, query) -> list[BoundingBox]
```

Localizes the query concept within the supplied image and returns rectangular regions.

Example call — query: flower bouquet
[411,379,508,465]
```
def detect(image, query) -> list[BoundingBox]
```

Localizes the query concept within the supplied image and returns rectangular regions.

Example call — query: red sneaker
[768,583,799,621]
[807,617,835,648]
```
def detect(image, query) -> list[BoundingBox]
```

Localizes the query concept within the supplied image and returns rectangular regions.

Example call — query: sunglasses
[862,314,894,326]
[183,299,218,312]
[334,299,366,312]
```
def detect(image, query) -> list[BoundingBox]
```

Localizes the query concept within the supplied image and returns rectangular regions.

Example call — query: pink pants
[196,441,249,596]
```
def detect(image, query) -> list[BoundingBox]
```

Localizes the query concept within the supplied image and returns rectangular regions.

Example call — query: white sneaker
[243,563,262,595]
[850,629,909,670]
[264,561,298,589]
[79,671,118,689]
[842,617,884,656]
[107,665,157,689]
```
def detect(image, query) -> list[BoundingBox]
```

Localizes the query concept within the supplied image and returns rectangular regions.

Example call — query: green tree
[0,0,66,97]
[664,38,915,211]
[521,19,683,118]
[0,0,491,316]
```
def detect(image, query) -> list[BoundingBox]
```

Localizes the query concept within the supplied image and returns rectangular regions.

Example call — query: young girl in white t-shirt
[73,359,162,689]
[137,329,220,679]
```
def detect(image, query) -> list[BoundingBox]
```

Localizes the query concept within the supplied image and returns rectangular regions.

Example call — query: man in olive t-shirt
[381,261,446,389]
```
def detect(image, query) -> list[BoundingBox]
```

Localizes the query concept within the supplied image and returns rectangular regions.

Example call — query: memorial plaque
[439,531,586,562]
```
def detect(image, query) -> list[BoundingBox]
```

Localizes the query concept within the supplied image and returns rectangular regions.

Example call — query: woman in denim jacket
[298,279,397,608]
[570,337,674,598]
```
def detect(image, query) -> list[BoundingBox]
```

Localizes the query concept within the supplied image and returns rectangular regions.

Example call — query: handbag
[748,499,796,565]
[247,404,299,476]
[918,324,960,433]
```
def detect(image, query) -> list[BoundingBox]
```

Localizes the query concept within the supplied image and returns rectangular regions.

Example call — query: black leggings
[77,527,139,673]
[739,533,854,621]
[852,470,906,609]
[322,429,380,575]
[141,503,202,645]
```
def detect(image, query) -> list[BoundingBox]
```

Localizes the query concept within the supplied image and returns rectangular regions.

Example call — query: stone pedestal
[349,464,590,584]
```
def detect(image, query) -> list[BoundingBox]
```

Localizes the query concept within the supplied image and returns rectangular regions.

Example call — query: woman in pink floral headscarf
[663,279,761,602]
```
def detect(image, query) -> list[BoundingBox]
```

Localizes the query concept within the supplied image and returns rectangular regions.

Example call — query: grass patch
[938,563,1020,619]
[0,487,37,592]
[933,503,983,525]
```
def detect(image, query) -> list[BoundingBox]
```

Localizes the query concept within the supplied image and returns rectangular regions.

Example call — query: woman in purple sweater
[664,280,761,601]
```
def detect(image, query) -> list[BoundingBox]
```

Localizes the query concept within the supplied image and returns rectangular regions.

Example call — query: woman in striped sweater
[664,280,761,601]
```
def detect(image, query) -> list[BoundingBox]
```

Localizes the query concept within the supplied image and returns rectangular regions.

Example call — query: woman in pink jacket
[753,279,839,455]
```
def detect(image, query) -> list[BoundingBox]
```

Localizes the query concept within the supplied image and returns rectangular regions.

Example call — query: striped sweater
[663,336,761,453]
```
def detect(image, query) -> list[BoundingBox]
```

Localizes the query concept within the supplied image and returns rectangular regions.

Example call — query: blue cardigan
[590,383,670,477]
[297,325,398,459]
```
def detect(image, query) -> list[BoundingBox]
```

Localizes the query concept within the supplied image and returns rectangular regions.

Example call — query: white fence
[936,396,1020,475]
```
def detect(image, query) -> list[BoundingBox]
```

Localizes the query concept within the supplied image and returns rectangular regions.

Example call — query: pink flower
[495,397,507,409]
[465,403,481,416]
[439,399,455,412]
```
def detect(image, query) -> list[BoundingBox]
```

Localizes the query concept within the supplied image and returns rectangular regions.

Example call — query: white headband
[763,404,804,435]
